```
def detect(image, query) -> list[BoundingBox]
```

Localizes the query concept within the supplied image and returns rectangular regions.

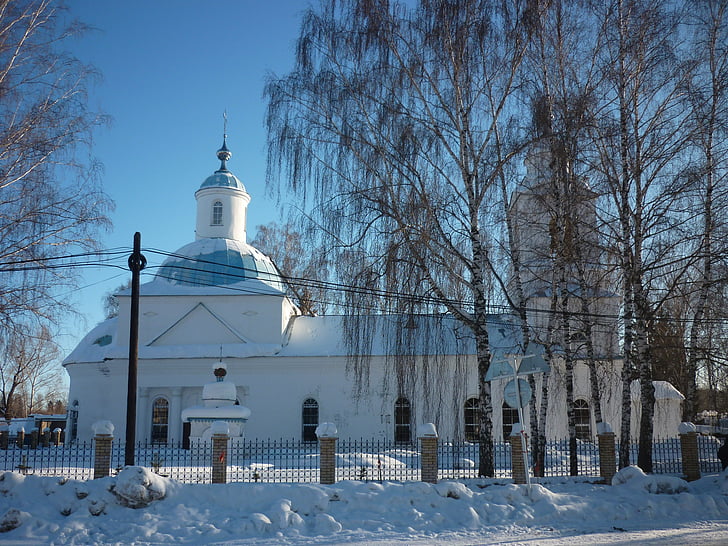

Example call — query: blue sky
[59,1,307,354]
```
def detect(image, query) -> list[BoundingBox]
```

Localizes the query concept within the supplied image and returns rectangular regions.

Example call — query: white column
[137,388,149,443]
[169,387,183,442]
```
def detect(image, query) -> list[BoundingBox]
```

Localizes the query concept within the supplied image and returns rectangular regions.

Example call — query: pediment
[148,302,248,347]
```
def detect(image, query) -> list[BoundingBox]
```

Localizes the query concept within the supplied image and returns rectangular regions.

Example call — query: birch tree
[590,0,692,470]
[0,0,111,334]
[265,0,537,476]
[682,0,728,422]
[518,0,616,475]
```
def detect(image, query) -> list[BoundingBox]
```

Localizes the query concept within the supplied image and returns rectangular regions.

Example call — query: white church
[63,138,683,445]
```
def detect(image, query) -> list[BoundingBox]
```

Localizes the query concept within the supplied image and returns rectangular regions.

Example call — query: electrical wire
[1,245,727,331]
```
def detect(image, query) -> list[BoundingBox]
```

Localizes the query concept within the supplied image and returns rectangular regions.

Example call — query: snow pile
[91,420,114,436]
[112,466,169,508]
[611,465,689,494]
[0,467,727,544]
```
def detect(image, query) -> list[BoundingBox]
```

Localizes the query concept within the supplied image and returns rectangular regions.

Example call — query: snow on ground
[0,466,727,545]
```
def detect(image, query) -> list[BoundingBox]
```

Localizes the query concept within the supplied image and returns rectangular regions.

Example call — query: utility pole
[126,232,146,466]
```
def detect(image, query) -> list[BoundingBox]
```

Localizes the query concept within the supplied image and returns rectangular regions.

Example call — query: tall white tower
[509,142,619,357]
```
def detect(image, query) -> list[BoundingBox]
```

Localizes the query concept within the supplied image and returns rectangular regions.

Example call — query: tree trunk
[473,231,494,477]
[619,286,635,469]
[477,336,494,477]
[636,289,654,472]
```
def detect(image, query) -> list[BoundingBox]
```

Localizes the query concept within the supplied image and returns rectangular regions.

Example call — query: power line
[2,245,728,329]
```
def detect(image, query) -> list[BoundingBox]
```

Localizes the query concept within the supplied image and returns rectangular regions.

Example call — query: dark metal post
[125,232,146,466]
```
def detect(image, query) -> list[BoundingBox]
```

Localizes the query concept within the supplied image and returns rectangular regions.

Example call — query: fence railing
[0,436,722,484]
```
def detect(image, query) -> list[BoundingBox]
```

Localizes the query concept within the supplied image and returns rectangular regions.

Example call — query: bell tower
[194,134,251,242]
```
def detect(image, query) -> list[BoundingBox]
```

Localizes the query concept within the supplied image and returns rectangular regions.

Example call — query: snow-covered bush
[111,466,167,508]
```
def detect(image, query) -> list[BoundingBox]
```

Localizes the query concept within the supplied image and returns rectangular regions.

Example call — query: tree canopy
[266,0,728,475]
[0,0,112,335]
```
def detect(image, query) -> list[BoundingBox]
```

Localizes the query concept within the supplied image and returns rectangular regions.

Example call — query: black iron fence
[0,436,722,483]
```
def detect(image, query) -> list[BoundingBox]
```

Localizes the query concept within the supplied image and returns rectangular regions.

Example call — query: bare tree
[0,325,60,420]
[515,0,620,475]
[103,281,131,319]
[251,222,330,315]
[589,0,692,470]
[0,0,112,334]
[266,0,537,476]
[681,0,728,422]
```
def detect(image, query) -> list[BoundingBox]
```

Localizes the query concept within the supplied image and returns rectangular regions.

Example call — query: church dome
[155,237,284,291]
[199,170,245,191]
[198,137,246,191]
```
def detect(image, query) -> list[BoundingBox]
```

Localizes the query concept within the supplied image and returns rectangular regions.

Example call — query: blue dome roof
[198,135,246,191]
[199,170,246,191]
[155,238,283,291]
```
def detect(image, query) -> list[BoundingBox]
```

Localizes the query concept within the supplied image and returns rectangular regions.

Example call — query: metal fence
[0,436,723,483]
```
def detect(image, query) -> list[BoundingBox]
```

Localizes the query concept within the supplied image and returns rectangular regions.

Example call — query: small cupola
[201,361,237,408]
[194,134,251,242]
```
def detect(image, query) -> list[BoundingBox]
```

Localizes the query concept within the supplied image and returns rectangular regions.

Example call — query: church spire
[216,111,232,172]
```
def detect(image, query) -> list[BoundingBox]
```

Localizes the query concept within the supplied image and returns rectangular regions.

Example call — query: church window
[502,402,519,441]
[151,397,169,444]
[302,398,319,443]
[211,201,223,226]
[394,397,411,444]
[574,399,591,440]
[464,397,479,442]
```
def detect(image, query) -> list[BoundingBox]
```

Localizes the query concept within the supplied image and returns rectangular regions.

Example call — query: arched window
[394,397,411,444]
[502,402,520,441]
[211,201,223,226]
[464,397,479,442]
[151,398,169,444]
[574,399,591,440]
[302,398,319,442]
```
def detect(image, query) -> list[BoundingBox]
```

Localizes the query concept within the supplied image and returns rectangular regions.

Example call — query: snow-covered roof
[181,405,251,422]
[153,238,284,292]
[278,314,505,357]
[630,380,685,401]
[62,318,282,365]
[64,310,605,365]
[202,380,237,405]
[120,278,285,297]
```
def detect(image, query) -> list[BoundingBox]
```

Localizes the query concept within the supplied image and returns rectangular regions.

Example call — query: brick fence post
[0,429,8,450]
[316,422,338,485]
[16,428,25,449]
[52,428,62,446]
[92,420,115,479]
[211,421,230,484]
[30,429,39,449]
[510,426,527,485]
[679,422,700,482]
[597,422,616,484]
[94,434,113,479]
[41,429,50,448]
[418,423,438,484]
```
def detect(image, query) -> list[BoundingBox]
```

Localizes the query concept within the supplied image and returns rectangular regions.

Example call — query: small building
[181,361,251,446]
